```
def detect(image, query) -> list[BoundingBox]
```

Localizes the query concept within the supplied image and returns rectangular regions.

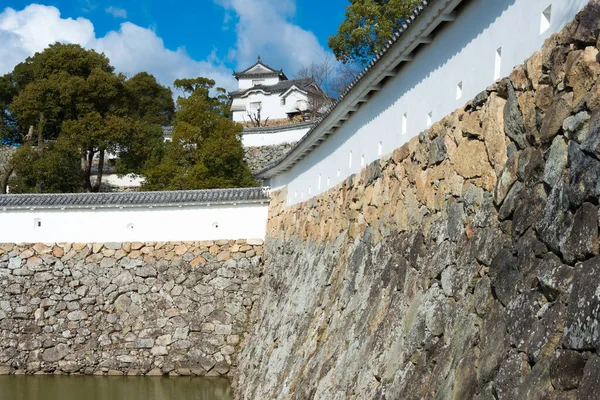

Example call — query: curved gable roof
[233,57,288,80]
[230,78,318,99]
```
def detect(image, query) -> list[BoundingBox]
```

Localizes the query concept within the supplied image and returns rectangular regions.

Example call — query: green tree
[115,72,175,176]
[10,76,62,148]
[17,42,113,84]
[328,0,420,65]
[144,78,256,190]
[0,74,17,141]
[6,43,174,193]
[9,141,81,193]
[125,72,174,125]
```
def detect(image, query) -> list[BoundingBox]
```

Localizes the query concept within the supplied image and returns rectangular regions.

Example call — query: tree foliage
[328,0,421,65]
[126,72,174,125]
[2,42,254,194]
[0,74,17,141]
[3,43,174,193]
[143,78,256,190]
[9,141,81,193]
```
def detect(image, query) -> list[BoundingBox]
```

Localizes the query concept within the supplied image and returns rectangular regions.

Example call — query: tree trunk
[82,150,94,192]
[37,112,45,151]
[0,164,13,194]
[92,149,105,193]
[34,113,46,192]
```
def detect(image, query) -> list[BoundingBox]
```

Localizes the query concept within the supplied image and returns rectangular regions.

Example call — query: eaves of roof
[0,187,270,210]
[234,72,288,80]
[230,78,317,99]
[233,59,288,80]
[254,0,465,180]
[231,88,277,99]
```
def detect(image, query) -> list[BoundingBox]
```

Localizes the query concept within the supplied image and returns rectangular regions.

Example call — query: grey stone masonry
[245,144,294,173]
[235,3,600,398]
[0,240,263,376]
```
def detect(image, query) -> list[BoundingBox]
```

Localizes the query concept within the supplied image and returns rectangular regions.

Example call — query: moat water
[0,376,233,400]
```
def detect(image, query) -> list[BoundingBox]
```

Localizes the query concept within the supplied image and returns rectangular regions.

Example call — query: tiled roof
[230,78,318,98]
[233,58,287,80]
[235,71,286,80]
[0,187,270,210]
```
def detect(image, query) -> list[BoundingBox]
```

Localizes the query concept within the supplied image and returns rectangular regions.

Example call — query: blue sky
[0,0,348,90]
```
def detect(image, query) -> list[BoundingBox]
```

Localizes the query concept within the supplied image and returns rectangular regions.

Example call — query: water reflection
[0,376,233,400]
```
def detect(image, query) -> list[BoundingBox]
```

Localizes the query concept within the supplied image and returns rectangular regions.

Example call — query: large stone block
[540,92,573,144]
[568,142,600,207]
[503,82,528,149]
[564,256,600,352]
[560,202,599,263]
[42,344,70,362]
[550,350,586,390]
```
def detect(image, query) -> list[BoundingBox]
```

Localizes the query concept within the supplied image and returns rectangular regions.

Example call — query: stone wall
[0,239,263,376]
[244,143,294,173]
[235,4,600,399]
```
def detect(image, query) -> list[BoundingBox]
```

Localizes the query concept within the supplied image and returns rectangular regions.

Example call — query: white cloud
[94,23,235,90]
[0,4,237,90]
[214,0,332,77]
[105,6,127,19]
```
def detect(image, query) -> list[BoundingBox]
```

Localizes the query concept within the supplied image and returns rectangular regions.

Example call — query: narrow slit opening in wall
[494,47,502,80]
[34,218,41,229]
[540,5,551,34]
[427,112,433,127]
[349,151,353,169]
[402,113,408,135]
[456,81,463,100]
[378,141,383,156]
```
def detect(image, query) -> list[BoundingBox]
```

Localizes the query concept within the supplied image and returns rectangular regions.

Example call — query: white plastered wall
[238,76,280,90]
[93,174,144,188]
[282,90,309,113]
[232,89,312,123]
[0,203,268,243]
[233,92,302,123]
[242,126,311,147]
